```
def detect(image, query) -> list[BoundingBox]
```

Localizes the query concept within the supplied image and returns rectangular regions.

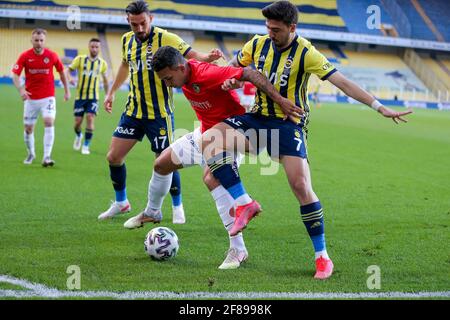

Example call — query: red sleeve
[11,53,26,76]
[203,64,244,88]
[53,52,64,72]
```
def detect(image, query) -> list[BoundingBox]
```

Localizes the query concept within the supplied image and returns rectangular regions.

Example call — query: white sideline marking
[1,274,449,299]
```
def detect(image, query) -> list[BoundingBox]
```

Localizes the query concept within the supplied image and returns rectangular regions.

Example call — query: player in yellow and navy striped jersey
[99,1,225,224]
[199,1,413,280]
[66,38,109,155]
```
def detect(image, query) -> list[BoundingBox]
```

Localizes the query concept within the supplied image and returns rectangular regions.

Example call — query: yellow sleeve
[68,56,81,71]
[101,60,108,74]
[304,45,337,80]
[236,35,258,67]
[162,31,191,56]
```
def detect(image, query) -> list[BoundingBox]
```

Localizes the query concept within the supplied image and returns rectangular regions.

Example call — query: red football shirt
[12,48,64,100]
[182,60,246,133]
[243,81,256,95]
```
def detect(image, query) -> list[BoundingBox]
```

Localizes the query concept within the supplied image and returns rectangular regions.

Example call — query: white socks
[315,250,330,260]
[24,131,35,156]
[145,170,173,212]
[235,194,253,206]
[211,186,246,251]
[43,127,55,158]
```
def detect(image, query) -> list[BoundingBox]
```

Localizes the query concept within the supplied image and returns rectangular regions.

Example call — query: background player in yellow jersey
[66,38,109,155]
[201,1,413,280]
[99,1,224,224]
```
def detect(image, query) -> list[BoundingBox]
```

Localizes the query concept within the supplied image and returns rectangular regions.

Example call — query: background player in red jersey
[12,28,70,167]
[124,46,298,269]
[239,81,257,111]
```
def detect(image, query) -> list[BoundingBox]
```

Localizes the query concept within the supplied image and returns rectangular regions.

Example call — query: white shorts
[170,127,243,168]
[240,95,255,108]
[24,97,56,125]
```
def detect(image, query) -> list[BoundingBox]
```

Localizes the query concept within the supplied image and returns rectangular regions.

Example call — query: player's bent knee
[106,151,123,165]
[43,118,54,127]
[24,126,34,134]
[154,158,173,175]
[203,171,220,190]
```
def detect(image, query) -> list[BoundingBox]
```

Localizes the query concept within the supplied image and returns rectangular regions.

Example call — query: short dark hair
[126,1,150,15]
[262,1,298,26]
[89,38,101,43]
[31,28,47,36]
[152,46,185,72]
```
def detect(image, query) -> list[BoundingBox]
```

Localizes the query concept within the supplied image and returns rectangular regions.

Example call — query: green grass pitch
[0,84,449,297]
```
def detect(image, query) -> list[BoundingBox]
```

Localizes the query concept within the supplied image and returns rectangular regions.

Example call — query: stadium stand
[104,31,124,78]
[1,0,448,104]
[0,0,348,32]
[423,57,450,90]
[417,0,449,42]
[337,0,390,36]
[395,0,442,41]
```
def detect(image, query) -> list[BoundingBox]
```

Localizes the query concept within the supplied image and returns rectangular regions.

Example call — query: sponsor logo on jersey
[29,69,50,74]
[188,99,212,110]
[285,58,293,69]
[192,84,201,93]
[178,42,187,51]
[322,62,332,71]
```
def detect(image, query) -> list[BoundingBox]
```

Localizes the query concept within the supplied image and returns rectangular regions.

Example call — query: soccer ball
[144,227,179,261]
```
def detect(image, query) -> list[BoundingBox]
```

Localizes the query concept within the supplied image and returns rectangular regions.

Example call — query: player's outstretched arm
[328,71,412,124]
[238,67,304,121]
[186,48,225,63]
[104,61,129,114]
[58,70,70,101]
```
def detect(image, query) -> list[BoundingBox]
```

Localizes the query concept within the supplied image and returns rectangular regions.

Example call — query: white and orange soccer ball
[144,227,179,261]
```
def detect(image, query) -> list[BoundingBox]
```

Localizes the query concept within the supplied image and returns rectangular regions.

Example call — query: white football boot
[98,200,131,220]
[23,153,35,165]
[218,247,248,270]
[124,209,162,229]
[81,145,90,155]
[73,134,83,151]
[172,204,185,224]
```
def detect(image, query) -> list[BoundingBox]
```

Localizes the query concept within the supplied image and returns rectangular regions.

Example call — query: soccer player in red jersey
[239,81,257,111]
[124,45,296,269]
[12,28,70,167]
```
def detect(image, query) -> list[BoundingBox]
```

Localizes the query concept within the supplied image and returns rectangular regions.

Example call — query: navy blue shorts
[223,113,308,158]
[113,113,174,153]
[74,99,99,116]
